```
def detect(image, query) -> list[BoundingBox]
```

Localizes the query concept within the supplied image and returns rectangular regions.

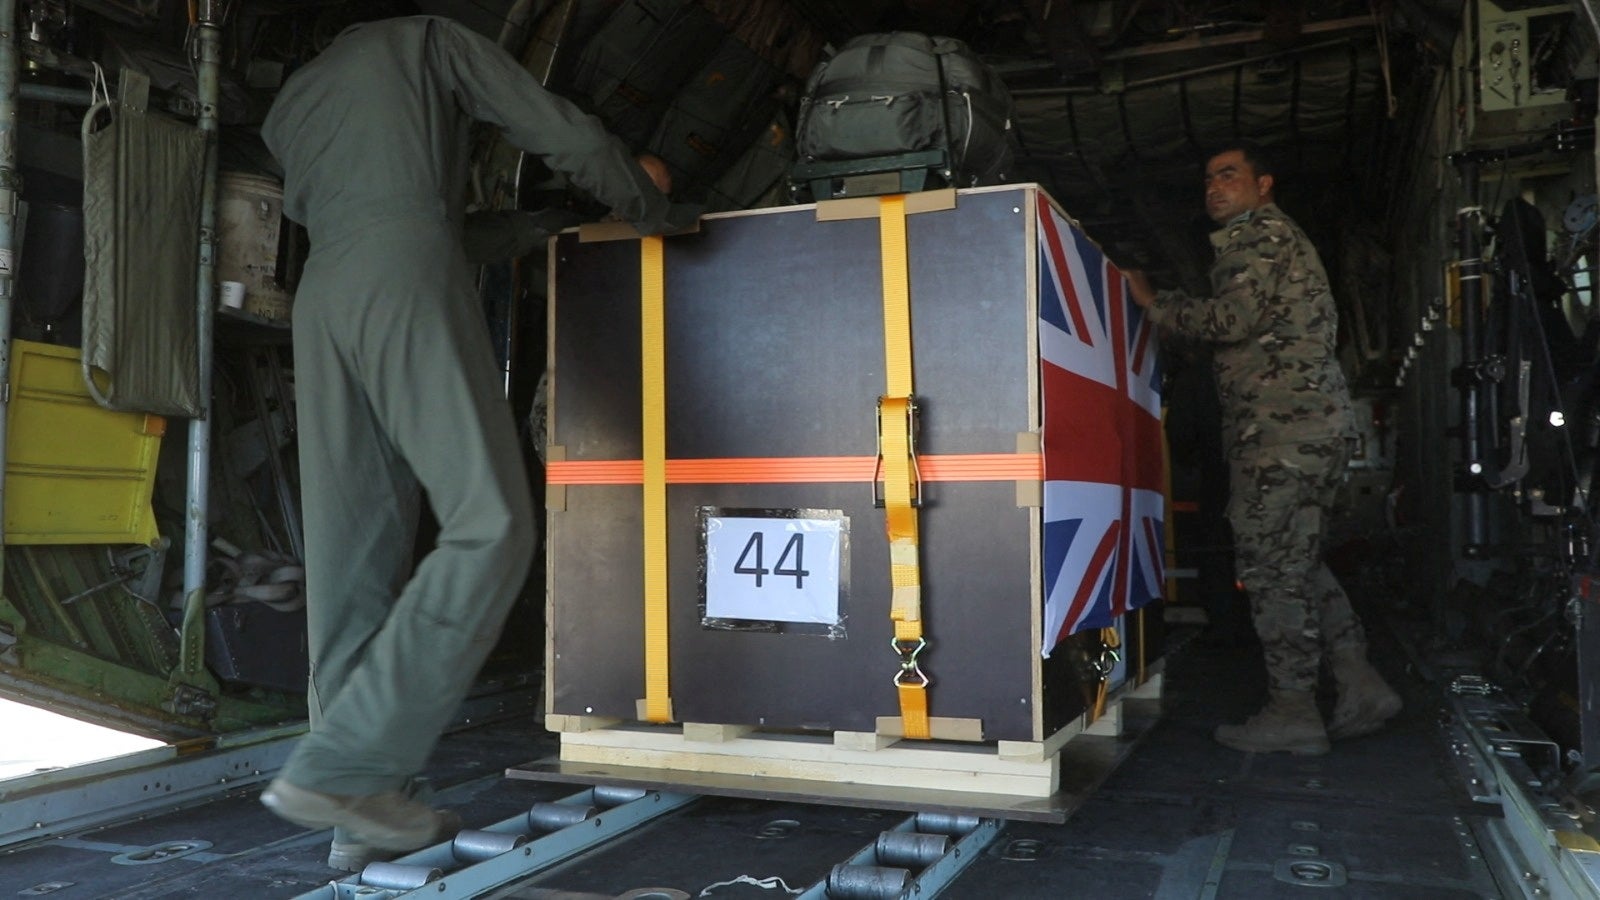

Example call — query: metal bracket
[116,67,149,113]
[165,683,217,719]
[891,636,931,688]
[1487,359,1532,489]
[872,396,922,509]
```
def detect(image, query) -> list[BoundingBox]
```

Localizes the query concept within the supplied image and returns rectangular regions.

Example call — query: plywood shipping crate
[541,185,1166,805]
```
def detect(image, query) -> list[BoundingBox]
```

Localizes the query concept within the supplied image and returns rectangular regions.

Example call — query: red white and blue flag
[1038,201,1165,657]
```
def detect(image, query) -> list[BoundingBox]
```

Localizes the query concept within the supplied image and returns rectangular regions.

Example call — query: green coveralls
[262,15,679,795]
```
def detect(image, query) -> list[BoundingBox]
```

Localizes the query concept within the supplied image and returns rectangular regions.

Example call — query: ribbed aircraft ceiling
[778,1,1427,288]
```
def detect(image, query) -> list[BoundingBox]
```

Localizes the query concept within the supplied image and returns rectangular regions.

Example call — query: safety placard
[701,508,848,634]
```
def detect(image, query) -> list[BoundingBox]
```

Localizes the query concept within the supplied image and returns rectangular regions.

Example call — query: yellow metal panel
[6,340,163,545]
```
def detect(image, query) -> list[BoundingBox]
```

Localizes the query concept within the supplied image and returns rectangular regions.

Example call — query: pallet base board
[553,724,1061,797]
[512,674,1164,824]
[505,756,1084,824]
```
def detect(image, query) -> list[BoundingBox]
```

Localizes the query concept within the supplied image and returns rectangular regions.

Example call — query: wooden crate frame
[543,184,1165,748]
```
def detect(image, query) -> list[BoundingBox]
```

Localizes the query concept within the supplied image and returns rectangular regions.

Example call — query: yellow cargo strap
[877,195,930,739]
[1137,608,1147,688]
[641,235,673,722]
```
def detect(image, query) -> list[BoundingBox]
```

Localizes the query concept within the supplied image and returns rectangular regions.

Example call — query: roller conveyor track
[293,788,1002,900]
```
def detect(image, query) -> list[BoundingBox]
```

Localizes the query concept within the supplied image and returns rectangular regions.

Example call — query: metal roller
[358,861,442,889]
[825,864,910,899]
[591,785,649,807]
[874,830,950,867]
[527,802,600,832]
[913,812,981,836]
[451,828,530,862]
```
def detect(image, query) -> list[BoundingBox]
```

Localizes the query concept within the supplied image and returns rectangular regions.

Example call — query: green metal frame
[0,543,300,738]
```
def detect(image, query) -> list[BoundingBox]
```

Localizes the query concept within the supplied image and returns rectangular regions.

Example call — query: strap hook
[891,636,931,688]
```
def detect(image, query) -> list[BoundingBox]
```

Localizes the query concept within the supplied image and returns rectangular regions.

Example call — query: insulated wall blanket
[81,71,205,417]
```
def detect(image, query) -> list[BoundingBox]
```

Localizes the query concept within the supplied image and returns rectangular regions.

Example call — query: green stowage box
[546,184,1165,745]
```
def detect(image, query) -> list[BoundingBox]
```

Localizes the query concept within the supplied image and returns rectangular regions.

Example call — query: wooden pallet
[544,671,1163,801]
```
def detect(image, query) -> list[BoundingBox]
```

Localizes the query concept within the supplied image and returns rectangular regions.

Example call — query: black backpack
[792,32,1016,196]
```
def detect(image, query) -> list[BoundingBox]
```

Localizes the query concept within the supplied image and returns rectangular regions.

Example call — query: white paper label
[705,515,842,625]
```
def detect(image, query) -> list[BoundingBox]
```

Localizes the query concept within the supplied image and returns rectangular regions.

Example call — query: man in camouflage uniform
[1126,145,1401,755]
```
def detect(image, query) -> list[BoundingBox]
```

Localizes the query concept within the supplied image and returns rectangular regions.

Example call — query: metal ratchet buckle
[891,636,931,688]
[872,396,923,509]
[1094,646,1122,678]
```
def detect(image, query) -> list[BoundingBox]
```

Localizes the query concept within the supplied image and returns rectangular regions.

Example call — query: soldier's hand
[636,154,672,195]
[1124,269,1156,308]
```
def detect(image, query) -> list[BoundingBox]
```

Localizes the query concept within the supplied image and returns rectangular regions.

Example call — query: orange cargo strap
[877,195,930,740]
[640,235,673,723]
[545,453,1040,485]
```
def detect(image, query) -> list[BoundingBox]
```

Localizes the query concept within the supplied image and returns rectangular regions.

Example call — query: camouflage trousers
[1227,437,1367,692]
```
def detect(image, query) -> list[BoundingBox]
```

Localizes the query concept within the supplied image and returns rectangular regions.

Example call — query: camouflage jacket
[1146,203,1355,451]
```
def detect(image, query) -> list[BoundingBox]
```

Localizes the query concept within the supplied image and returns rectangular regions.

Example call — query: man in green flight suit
[257,14,691,866]
[1126,144,1401,756]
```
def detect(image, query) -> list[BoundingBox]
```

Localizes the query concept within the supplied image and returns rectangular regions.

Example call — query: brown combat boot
[1326,649,1402,740]
[1214,689,1330,756]
[260,779,462,852]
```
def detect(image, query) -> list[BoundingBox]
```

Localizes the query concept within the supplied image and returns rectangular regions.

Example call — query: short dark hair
[1206,142,1275,180]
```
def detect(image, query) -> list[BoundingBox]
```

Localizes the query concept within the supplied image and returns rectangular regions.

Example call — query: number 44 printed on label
[733,531,810,588]
[704,514,843,626]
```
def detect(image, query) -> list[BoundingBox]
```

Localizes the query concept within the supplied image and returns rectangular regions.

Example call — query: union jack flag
[1038,201,1165,657]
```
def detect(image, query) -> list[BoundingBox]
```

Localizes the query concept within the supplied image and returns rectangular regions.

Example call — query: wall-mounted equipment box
[1476,0,1573,114]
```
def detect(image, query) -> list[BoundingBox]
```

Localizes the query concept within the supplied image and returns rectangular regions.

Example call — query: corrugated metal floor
[0,624,1503,899]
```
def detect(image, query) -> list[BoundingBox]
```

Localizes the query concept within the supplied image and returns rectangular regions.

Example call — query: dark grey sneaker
[260,779,462,852]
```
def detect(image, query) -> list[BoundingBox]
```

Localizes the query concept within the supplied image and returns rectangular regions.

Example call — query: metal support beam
[182,5,221,610]
[1023,0,1102,78]
[17,82,90,105]
[0,724,303,849]
[1102,13,1376,61]
[1584,4,1600,285]
[0,0,20,573]
[1453,155,1489,554]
